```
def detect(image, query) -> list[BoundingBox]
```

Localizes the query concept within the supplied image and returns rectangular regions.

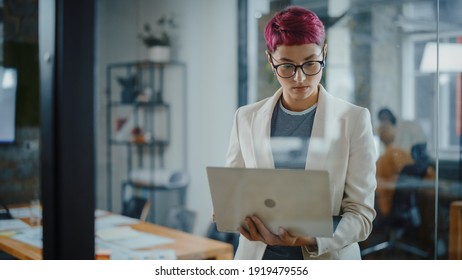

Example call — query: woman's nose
[293,67,306,82]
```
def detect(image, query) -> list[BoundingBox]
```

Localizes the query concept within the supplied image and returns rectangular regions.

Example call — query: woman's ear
[265,50,272,64]
[323,44,328,59]
[266,51,276,75]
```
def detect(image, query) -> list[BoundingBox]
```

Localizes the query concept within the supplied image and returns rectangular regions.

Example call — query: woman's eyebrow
[276,52,323,63]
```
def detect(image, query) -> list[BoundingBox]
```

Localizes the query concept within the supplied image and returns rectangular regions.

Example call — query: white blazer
[226,85,377,260]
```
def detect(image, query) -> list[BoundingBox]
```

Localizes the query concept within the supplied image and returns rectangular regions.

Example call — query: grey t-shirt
[262,98,317,260]
[270,99,317,169]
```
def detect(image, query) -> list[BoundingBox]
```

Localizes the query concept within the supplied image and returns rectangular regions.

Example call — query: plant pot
[121,89,139,103]
[148,46,171,63]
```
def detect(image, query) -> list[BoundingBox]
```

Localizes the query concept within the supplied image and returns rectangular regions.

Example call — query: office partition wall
[39,0,95,259]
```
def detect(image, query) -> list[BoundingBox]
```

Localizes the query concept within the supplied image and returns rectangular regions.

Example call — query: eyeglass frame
[268,52,326,78]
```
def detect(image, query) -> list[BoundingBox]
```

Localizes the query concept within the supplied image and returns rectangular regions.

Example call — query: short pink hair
[264,6,325,53]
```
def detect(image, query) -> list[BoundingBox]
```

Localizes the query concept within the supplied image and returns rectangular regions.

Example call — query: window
[404,32,462,160]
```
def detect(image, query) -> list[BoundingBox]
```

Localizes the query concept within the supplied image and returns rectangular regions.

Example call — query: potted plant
[138,15,176,62]
[117,74,139,103]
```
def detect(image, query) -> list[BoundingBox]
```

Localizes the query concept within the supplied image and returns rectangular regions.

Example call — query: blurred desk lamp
[420,42,462,136]
[420,42,462,73]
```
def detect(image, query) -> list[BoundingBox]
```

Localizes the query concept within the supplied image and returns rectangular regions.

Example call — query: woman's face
[267,43,326,111]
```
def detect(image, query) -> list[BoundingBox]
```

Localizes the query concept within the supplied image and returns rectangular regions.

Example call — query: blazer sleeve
[308,108,377,257]
[226,108,245,168]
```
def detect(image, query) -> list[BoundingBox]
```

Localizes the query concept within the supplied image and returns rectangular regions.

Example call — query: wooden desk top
[0,214,233,260]
[131,222,233,260]
[0,216,42,260]
[0,235,42,260]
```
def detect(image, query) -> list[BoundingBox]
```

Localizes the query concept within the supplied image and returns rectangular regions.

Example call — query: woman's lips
[293,86,308,91]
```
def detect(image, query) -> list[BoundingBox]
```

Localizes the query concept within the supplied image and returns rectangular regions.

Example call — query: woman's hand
[238,215,317,248]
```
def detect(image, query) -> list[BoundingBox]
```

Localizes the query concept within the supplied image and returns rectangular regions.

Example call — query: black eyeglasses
[269,54,325,78]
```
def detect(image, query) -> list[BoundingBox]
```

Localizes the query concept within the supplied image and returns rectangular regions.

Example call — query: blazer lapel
[306,85,331,171]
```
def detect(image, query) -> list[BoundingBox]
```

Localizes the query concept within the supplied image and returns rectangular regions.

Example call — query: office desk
[0,235,42,260]
[0,213,233,260]
[130,222,233,260]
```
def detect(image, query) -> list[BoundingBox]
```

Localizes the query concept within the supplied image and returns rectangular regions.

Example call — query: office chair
[0,201,13,220]
[164,207,196,233]
[361,163,429,259]
[410,143,429,163]
[122,197,150,222]
[207,222,239,255]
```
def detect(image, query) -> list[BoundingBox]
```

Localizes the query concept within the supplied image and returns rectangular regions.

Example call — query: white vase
[148,46,171,63]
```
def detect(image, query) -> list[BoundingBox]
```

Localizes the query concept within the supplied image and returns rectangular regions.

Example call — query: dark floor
[359,227,440,260]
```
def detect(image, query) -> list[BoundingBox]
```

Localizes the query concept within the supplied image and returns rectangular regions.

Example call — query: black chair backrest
[122,197,148,219]
[207,222,239,254]
[0,202,13,220]
[165,207,196,233]
[411,143,429,163]
[392,162,428,227]
[400,164,427,179]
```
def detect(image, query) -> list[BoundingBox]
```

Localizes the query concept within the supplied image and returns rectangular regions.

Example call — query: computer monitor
[0,67,18,144]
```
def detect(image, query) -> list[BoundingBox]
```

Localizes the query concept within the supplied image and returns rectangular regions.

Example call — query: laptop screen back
[207,167,333,237]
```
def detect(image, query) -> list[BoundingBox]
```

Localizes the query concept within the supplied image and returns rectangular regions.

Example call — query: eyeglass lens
[276,62,322,78]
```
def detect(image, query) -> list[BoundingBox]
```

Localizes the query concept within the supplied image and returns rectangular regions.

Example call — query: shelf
[106,60,187,222]
[109,101,170,108]
[123,180,187,190]
[110,140,169,146]
[107,60,186,69]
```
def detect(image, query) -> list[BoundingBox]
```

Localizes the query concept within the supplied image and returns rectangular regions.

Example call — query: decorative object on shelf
[142,131,153,144]
[117,75,139,103]
[148,46,171,63]
[136,87,154,103]
[114,115,133,142]
[138,15,177,63]
[130,127,153,144]
[116,118,127,132]
[131,126,144,143]
[129,168,189,188]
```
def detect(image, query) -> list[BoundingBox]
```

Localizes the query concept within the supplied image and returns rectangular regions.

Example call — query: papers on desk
[11,227,43,248]
[8,207,34,219]
[95,213,176,259]
[95,209,110,218]
[95,214,140,230]
[113,231,173,250]
[2,211,177,259]
[96,238,176,260]
[96,226,141,241]
[0,219,30,232]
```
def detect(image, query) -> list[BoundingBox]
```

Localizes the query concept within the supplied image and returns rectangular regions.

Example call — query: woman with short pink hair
[226,6,377,260]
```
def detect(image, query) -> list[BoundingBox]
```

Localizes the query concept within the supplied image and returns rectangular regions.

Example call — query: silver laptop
[206,167,334,237]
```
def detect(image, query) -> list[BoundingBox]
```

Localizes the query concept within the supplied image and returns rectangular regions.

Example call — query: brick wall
[0,128,40,204]
[0,0,39,205]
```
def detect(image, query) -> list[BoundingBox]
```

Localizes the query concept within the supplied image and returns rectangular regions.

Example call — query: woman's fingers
[239,216,262,242]
[278,227,313,247]
[239,215,313,247]
[277,227,298,246]
[251,216,280,245]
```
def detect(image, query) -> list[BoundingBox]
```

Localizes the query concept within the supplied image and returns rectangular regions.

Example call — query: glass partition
[246,0,462,259]
[0,0,41,260]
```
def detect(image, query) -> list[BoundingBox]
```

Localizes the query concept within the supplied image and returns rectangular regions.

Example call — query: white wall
[96,0,237,236]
